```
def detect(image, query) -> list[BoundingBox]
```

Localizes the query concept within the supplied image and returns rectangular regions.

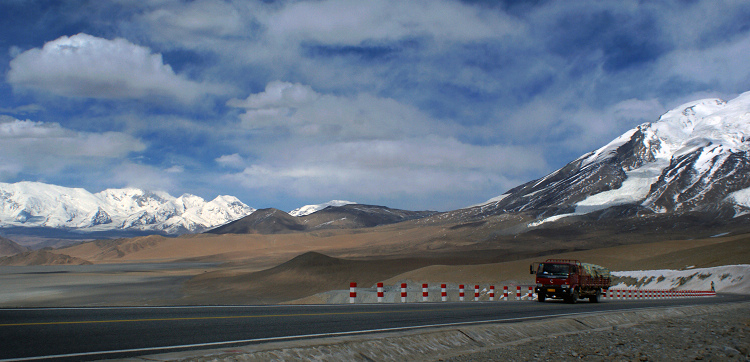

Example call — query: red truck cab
[531,259,610,303]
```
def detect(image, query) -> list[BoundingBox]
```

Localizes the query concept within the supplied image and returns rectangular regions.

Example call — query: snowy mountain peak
[479,91,750,220]
[289,200,356,217]
[649,94,749,155]
[0,182,255,234]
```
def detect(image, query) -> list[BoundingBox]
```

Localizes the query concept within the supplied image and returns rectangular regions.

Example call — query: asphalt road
[1,294,747,361]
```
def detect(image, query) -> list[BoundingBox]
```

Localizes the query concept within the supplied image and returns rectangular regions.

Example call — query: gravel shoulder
[133,300,749,362]
[445,301,750,362]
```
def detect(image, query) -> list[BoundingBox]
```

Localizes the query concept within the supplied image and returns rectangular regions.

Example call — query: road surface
[1,294,747,361]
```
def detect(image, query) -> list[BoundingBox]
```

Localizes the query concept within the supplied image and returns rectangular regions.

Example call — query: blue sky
[1,0,749,212]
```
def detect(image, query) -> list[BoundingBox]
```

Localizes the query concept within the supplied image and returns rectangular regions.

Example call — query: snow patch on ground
[527,213,577,227]
[575,160,668,214]
[728,187,750,208]
[612,265,750,294]
[469,194,509,208]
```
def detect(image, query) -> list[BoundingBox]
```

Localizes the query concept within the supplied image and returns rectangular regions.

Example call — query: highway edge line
[0,304,720,362]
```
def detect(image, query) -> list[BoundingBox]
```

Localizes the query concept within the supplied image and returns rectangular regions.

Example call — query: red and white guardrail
[344,283,716,303]
[603,288,716,300]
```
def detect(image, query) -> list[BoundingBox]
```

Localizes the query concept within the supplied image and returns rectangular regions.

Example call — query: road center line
[0,308,638,362]
[0,306,479,327]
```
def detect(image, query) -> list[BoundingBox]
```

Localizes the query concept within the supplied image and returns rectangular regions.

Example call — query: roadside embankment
[130,300,749,362]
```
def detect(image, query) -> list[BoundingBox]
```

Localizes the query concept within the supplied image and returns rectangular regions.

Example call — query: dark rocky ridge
[0,235,28,256]
[207,204,436,235]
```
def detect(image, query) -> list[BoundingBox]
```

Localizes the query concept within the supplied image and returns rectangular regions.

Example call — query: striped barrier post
[401,283,407,303]
[441,284,447,302]
[528,286,533,300]
[516,286,521,300]
[349,282,356,304]
[459,285,465,302]
[422,283,429,302]
[489,285,495,301]
[377,282,384,303]
[474,285,479,301]
[503,286,508,301]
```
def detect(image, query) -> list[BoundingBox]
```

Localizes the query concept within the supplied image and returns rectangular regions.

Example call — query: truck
[531,259,611,303]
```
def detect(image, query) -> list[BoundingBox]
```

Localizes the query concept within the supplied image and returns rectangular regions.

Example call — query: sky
[0,0,749,212]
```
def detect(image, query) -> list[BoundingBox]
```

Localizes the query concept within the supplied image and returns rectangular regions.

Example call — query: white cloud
[266,0,521,46]
[223,81,548,206]
[227,81,319,109]
[0,116,146,178]
[658,34,750,91]
[7,33,231,103]
[223,136,546,202]
[215,153,245,169]
[228,81,443,140]
[110,162,177,192]
[165,165,185,173]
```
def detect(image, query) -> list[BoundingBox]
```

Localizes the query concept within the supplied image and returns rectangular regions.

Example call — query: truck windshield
[538,263,570,277]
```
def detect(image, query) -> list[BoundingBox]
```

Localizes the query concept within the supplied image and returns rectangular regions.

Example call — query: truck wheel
[565,290,578,304]
[538,293,546,302]
[589,291,600,303]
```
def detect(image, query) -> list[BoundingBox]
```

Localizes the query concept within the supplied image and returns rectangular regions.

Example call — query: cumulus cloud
[657,34,750,91]
[222,80,552,207]
[7,33,230,103]
[215,153,246,169]
[110,162,177,192]
[0,115,146,178]
[228,81,443,140]
[223,135,546,206]
[4,0,750,210]
[266,0,521,45]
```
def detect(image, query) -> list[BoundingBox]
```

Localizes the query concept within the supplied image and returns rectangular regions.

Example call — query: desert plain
[1,212,748,307]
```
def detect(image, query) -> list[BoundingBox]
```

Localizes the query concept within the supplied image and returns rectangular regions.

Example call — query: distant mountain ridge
[0,235,28,256]
[0,182,255,234]
[208,204,436,234]
[289,200,356,217]
[473,91,750,223]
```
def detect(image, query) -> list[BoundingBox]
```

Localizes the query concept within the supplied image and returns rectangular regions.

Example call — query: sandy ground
[1,233,747,307]
[0,263,214,307]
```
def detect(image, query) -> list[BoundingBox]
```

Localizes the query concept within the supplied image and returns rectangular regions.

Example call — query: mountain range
[0,182,255,234]
[466,91,750,225]
[208,204,436,234]
[2,91,750,242]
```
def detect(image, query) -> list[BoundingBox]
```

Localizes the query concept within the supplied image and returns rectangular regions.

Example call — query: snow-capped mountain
[476,91,750,221]
[288,200,356,217]
[0,182,255,234]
